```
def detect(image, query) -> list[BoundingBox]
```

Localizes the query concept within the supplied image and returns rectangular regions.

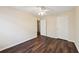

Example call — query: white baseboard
[75,40,79,52]
[0,34,37,51]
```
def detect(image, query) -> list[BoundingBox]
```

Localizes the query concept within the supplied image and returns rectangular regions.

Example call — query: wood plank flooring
[0,35,78,53]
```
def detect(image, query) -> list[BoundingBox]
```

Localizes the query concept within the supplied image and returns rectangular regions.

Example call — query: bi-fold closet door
[56,16,70,40]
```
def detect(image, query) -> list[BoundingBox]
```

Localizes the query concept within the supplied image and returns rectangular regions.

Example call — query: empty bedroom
[0,6,79,53]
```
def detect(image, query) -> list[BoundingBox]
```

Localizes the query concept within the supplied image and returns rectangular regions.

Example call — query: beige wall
[44,10,76,42]
[57,10,76,42]
[0,7,37,51]
[75,7,79,51]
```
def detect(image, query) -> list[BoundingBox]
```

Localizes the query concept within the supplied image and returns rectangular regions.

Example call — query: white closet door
[56,16,69,40]
[40,19,46,36]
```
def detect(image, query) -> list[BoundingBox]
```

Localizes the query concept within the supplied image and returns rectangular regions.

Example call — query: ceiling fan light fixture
[38,11,46,16]
[37,6,48,16]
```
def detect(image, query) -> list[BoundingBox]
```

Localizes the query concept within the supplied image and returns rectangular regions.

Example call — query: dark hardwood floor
[0,35,78,53]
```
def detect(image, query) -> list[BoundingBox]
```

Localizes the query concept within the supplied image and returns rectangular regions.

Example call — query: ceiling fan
[36,6,48,16]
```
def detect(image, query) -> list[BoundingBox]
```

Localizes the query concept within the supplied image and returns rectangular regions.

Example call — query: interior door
[40,19,46,36]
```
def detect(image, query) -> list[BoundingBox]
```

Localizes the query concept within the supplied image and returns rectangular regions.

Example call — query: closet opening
[37,20,40,36]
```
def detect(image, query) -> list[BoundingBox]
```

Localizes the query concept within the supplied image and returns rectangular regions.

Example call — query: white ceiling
[13,6,75,17]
